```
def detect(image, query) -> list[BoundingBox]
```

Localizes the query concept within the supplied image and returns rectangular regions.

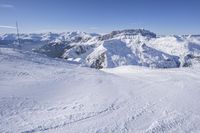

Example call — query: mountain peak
[100,29,156,40]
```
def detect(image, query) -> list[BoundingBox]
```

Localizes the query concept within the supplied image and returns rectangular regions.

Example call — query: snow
[0,32,97,43]
[1,29,200,68]
[35,29,200,68]
[1,47,200,132]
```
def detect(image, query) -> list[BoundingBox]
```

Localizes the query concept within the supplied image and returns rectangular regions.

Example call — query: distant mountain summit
[100,29,156,40]
[1,29,200,69]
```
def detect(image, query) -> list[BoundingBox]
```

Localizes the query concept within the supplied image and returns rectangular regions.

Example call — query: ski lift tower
[16,21,21,47]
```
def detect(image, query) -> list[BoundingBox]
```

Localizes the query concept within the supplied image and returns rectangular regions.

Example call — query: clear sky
[0,0,200,35]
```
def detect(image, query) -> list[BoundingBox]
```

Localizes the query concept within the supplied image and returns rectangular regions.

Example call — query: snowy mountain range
[1,30,200,132]
[1,29,200,69]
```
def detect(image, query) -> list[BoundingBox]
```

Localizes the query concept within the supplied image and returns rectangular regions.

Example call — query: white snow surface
[1,47,200,133]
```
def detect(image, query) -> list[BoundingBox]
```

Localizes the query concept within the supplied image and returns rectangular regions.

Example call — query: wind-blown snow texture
[1,47,200,133]
[1,29,200,68]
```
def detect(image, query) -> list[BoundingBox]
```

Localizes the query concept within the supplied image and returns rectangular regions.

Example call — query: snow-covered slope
[61,29,200,68]
[86,39,180,69]
[148,35,200,66]
[40,29,200,68]
[0,31,97,42]
[0,32,97,51]
[1,47,200,133]
[1,29,200,68]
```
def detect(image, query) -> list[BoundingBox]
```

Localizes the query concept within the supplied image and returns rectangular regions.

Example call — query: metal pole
[16,21,20,46]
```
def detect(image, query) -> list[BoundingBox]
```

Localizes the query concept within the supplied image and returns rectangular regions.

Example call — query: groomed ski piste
[1,47,200,133]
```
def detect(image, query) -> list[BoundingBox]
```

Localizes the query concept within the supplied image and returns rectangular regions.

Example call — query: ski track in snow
[1,48,200,133]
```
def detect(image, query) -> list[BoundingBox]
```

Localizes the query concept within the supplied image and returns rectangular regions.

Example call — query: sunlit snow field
[1,47,200,133]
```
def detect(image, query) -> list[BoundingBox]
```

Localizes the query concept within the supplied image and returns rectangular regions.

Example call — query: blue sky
[0,0,200,34]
